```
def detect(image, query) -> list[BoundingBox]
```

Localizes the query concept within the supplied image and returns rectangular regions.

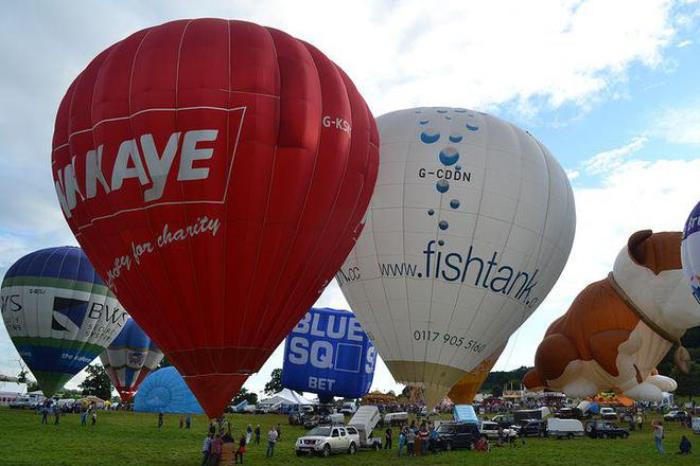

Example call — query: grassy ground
[0,408,698,465]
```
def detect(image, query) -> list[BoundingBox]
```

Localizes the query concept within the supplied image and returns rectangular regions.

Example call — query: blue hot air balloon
[281,308,376,402]
[100,318,164,402]
[1,246,128,396]
[134,366,203,414]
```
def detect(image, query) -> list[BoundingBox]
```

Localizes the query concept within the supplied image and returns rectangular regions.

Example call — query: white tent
[258,388,314,410]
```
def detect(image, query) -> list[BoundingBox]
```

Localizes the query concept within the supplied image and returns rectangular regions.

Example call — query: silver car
[295,425,360,457]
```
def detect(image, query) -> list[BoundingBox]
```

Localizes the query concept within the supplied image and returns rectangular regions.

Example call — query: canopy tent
[258,388,314,411]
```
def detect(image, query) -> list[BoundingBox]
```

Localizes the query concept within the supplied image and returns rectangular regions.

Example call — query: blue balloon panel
[133,367,203,414]
[282,307,376,400]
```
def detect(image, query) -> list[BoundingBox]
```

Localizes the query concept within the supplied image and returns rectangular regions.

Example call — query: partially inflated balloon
[99,318,164,402]
[682,201,700,304]
[1,247,128,396]
[51,19,378,417]
[448,345,504,404]
[338,107,575,408]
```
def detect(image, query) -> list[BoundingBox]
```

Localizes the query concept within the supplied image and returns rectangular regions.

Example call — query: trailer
[348,405,383,450]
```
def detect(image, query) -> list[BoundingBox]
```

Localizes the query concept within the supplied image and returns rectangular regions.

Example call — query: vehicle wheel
[446,441,453,451]
[322,445,331,457]
[348,443,356,455]
[567,433,573,440]
[623,433,629,439]
[600,433,607,439]
[374,443,381,451]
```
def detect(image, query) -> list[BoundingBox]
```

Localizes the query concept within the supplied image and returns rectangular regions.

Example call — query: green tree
[264,368,283,395]
[79,364,112,400]
[26,380,40,392]
[232,388,258,405]
[16,369,29,384]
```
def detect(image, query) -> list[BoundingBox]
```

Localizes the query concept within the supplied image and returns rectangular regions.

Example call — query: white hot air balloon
[337,107,576,407]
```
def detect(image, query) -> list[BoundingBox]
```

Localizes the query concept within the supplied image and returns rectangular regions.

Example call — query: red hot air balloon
[51,19,378,417]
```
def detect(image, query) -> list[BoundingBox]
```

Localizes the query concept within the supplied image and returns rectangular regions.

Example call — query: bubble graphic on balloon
[437,109,448,114]
[454,108,466,113]
[420,129,440,144]
[427,209,435,216]
[438,240,445,246]
[419,119,429,125]
[455,165,462,170]
[450,199,460,209]
[439,221,449,230]
[439,147,460,166]
[449,133,463,143]
[436,179,449,193]
[466,123,479,131]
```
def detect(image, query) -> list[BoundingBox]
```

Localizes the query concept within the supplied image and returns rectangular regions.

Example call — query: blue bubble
[466,123,479,131]
[450,199,460,209]
[454,108,467,113]
[439,147,460,166]
[445,116,452,120]
[455,165,462,170]
[419,119,429,125]
[438,240,445,246]
[420,129,440,144]
[427,209,435,216]
[437,109,448,114]
[415,109,422,113]
[439,221,449,230]
[449,133,463,143]
[436,179,449,193]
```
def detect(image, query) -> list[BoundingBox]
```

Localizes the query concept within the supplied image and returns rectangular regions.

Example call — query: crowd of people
[199,419,282,465]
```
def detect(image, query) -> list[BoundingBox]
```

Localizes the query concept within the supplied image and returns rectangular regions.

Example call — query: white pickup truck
[295,425,360,457]
[479,421,518,440]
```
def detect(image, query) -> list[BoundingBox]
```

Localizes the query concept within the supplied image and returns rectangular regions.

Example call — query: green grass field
[0,408,698,465]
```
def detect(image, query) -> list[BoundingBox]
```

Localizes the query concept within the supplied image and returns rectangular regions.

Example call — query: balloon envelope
[682,200,700,304]
[447,345,504,404]
[99,318,164,402]
[1,246,128,396]
[338,107,575,407]
[51,19,378,417]
[134,366,203,414]
[281,307,376,401]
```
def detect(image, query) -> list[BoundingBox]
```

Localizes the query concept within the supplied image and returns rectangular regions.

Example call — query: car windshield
[437,425,455,433]
[308,427,331,436]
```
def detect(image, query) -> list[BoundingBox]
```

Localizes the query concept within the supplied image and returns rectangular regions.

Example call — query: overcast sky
[1,0,700,397]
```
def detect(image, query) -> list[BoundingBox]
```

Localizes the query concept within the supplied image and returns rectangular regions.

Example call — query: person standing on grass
[384,426,392,449]
[398,426,406,456]
[235,433,247,464]
[679,435,692,455]
[266,426,278,457]
[80,408,88,426]
[40,404,48,424]
[245,424,252,445]
[275,423,282,441]
[254,425,261,445]
[53,404,60,425]
[158,412,164,430]
[406,426,416,456]
[419,423,429,456]
[220,431,235,466]
[653,420,665,454]
[186,414,192,429]
[208,433,223,466]
[91,410,97,426]
[201,433,213,466]
[179,415,184,429]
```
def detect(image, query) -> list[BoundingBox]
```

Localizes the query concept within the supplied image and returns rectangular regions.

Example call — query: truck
[383,411,408,426]
[348,405,383,450]
[340,400,358,415]
[513,407,550,422]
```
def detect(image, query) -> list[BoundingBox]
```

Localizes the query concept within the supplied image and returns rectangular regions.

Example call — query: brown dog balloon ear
[628,230,683,275]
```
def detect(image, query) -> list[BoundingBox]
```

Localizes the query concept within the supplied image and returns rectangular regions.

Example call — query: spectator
[179,415,184,429]
[275,423,282,441]
[186,414,192,429]
[208,433,223,466]
[201,433,213,466]
[419,424,429,456]
[636,413,643,431]
[235,434,246,464]
[220,432,235,466]
[53,405,60,425]
[254,425,261,445]
[679,435,691,455]
[653,420,665,455]
[245,424,252,445]
[80,408,88,426]
[406,427,416,456]
[266,427,278,457]
[158,412,164,430]
[91,410,97,426]
[41,404,48,425]
[385,426,392,449]
[398,427,406,457]
[429,424,439,454]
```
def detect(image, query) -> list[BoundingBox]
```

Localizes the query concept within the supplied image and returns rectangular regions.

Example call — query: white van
[546,418,584,439]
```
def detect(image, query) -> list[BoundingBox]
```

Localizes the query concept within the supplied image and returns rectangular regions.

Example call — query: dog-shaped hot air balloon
[524,230,700,400]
